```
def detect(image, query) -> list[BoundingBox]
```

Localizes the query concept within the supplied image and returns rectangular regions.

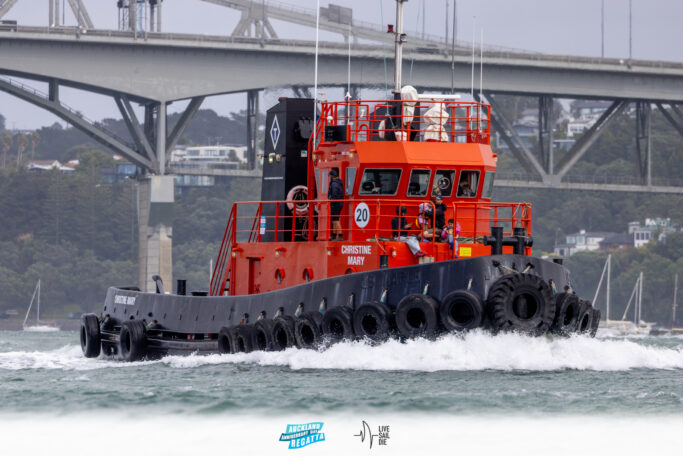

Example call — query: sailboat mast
[23,280,40,327]
[606,254,611,322]
[673,273,678,330]
[37,278,41,323]
[637,271,643,325]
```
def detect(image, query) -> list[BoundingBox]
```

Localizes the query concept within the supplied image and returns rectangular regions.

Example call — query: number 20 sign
[354,202,370,228]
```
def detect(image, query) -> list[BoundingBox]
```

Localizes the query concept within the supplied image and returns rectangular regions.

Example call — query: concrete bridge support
[137,175,175,293]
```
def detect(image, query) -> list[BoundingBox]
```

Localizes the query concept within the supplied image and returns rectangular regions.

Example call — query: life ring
[439,289,484,332]
[286,185,309,216]
[395,294,440,339]
[486,273,555,335]
[294,312,323,349]
[550,292,580,336]
[80,313,101,358]
[218,326,234,354]
[118,320,147,362]
[271,316,297,350]
[352,301,393,342]
[253,319,275,351]
[576,300,594,334]
[321,306,354,341]
[233,325,255,353]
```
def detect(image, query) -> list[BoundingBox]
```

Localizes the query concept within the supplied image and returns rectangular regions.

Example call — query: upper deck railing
[313,99,491,148]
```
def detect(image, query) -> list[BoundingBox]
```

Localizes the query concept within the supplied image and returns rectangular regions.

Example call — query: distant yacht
[593,255,653,336]
[23,279,59,332]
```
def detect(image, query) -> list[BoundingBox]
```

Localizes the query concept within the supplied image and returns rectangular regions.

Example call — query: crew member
[392,205,426,257]
[328,169,344,241]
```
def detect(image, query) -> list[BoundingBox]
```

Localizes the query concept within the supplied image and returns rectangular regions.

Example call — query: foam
[162,330,683,372]
[2,331,682,372]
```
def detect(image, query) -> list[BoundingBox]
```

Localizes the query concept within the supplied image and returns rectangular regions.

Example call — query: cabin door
[247,257,262,294]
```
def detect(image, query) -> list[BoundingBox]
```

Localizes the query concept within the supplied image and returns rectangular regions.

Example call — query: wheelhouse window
[406,169,431,197]
[482,172,495,198]
[358,169,402,195]
[345,167,357,196]
[457,170,479,198]
[434,170,455,197]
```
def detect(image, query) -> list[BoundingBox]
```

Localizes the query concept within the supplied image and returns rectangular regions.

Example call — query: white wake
[1,331,682,372]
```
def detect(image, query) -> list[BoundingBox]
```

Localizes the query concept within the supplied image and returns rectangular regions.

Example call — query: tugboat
[80,0,599,361]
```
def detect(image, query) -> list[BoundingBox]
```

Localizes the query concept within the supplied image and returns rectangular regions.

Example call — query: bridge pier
[137,175,174,293]
[246,90,259,169]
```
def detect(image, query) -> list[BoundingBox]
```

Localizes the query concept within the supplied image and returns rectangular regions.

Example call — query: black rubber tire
[271,316,297,351]
[218,326,233,354]
[321,306,354,342]
[487,273,555,335]
[576,300,594,334]
[550,293,581,335]
[395,294,440,339]
[590,308,601,338]
[353,301,393,342]
[119,320,147,362]
[233,325,255,353]
[253,319,275,351]
[80,313,101,358]
[439,290,485,332]
[295,312,324,349]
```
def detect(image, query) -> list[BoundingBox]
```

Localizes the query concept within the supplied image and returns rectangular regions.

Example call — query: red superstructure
[210,98,532,297]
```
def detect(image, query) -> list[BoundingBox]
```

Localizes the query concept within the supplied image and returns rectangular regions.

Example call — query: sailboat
[23,279,59,332]
[650,273,683,336]
[593,255,652,336]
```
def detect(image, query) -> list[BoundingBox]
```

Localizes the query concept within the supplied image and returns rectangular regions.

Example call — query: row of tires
[217,273,599,354]
[81,273,600,361]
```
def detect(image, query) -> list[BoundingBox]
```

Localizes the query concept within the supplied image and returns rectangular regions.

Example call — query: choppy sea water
[1,330,682,455]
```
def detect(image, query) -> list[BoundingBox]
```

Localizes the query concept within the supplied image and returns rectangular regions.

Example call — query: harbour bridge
[2,0,683,290]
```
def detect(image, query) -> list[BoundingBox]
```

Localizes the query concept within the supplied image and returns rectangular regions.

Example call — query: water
[1,330,682,455]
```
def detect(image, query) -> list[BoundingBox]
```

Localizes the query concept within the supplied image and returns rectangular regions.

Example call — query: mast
[606,254,611,322]
[393,0,407,94]
[37,278,41,323]
[673,273,678,330]
[23,280,40,327]
[637,271,643,326]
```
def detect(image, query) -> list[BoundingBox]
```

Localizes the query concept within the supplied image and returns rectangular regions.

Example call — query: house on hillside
[27,160,74,174]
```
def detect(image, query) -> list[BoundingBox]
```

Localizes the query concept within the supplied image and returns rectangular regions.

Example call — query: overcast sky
[2,0,682,130]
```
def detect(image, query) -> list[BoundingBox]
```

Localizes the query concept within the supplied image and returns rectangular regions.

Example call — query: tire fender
[321,306,355,341]
[486,273,555,335]
[439,290,484,332]
[295,312,323,349]
[80,313,101,358]
[119,320,147,362]
[395,294,440,339]
[352,301,393,342]
[271,316,297,351]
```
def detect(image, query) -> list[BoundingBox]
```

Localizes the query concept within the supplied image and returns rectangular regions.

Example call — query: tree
[75,149,114,173]
[1,132,11,169]
[15,133,27,167]
[30,131,40,162]
[0,113,5,131]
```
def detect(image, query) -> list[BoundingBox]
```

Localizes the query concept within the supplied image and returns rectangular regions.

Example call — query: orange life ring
[286,185,309,215]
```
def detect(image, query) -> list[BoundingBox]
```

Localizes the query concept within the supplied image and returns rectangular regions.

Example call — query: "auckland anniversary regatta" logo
[279,422,326,449]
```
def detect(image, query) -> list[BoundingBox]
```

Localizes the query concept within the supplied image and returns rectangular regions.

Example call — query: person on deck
[328,169,344,241]
[392,205,426,257]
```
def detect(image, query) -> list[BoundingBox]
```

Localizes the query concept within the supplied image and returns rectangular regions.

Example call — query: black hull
[95,255,576,359]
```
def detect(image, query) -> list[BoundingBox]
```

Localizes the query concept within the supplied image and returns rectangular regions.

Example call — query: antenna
[450,0,456,94]
[470,16,475,99]
[479,28,483,100]
[601,0,605,58]
[393,0,407,94]
[313,0,320,122]
[347,22,352,99]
